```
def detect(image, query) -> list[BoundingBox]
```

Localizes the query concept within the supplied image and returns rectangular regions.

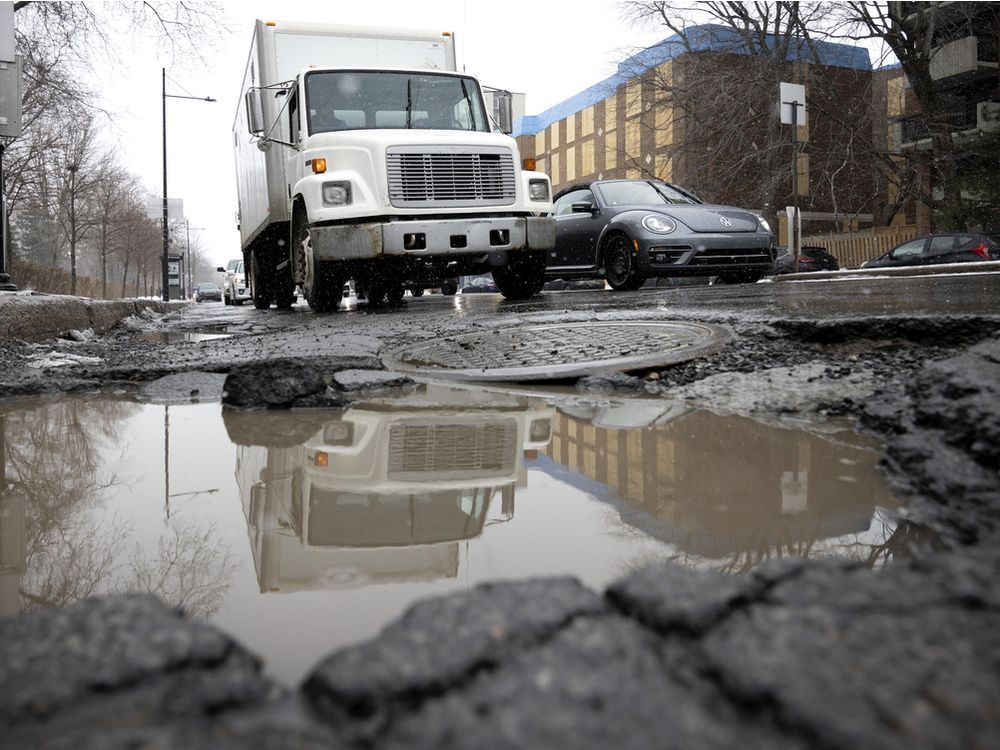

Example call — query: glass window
[304,71,489,133]
[927,235,955,254]
[554,189,594,216]
[890,239,925,259]
[597,180,697,206]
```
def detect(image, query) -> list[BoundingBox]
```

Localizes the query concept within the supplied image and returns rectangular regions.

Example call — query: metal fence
[800,227,919,269]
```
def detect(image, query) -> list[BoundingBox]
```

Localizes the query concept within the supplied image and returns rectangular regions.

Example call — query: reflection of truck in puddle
[227,385,553,592]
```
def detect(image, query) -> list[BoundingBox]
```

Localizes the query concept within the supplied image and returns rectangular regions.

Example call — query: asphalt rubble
[1,301,1000,748]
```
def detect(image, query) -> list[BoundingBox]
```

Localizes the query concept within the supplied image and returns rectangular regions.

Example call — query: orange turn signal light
[313,451,329,467]
[522,158,537,171]
[442,31,452,36]
[312,158,327,174]
[266,21,276,26]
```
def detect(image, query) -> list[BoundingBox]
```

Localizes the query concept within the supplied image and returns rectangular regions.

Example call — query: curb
[769,260,1000,282]
[0,294,190,342]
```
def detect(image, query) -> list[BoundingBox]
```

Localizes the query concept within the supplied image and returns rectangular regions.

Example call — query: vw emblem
[720,216,733,227]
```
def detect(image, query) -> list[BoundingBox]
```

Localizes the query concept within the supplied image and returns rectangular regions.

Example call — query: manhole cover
[382,321,730,382]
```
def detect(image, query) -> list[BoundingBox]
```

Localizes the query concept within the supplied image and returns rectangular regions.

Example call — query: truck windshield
[304,71,489,133]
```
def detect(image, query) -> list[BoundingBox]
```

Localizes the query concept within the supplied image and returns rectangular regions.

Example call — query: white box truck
[234,20,556,311]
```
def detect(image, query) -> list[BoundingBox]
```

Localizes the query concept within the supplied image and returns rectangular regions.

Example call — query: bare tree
[619,2,881,227]
[825,1,1000,229]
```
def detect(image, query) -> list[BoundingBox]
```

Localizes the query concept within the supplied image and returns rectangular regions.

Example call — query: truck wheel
[387,284,405,304]
[492,251,546,300]
[603,233,644,291]
[274,265,296,309]
[440,281,458,296]
[305,259,343,313]
[410,288,424,297]
[249,250,273,310]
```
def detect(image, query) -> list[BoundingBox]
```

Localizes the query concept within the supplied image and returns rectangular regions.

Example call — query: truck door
[285,84,304,212]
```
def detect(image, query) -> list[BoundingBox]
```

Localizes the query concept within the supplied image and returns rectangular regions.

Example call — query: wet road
[185,272,1000,332]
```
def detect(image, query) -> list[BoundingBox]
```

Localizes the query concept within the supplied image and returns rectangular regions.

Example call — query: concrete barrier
[0,294,189,342]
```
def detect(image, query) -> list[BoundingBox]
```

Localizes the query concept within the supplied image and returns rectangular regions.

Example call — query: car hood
[623,204,761,233]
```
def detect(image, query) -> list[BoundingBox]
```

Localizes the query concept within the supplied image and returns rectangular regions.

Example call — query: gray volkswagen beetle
[548,179,776,289]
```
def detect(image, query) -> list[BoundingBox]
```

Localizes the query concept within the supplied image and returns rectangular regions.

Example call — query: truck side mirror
[216,266,226,273]
[494,90,513,135]
[245,89,264,136]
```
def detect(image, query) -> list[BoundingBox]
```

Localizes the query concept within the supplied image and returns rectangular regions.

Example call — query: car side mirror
[571,202,596,214]
[216,266,226,273]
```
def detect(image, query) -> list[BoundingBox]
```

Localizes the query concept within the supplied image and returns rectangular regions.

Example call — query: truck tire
[387,284,405,304]
[273,265,296,310]
[440,281,458,296]
[249,250,273,310]
[492,251,546,300]
[410,288,424,297]
[305,259,343,313]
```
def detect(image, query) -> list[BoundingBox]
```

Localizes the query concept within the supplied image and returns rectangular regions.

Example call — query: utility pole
[161,68,216,301]
[0,3,22,292]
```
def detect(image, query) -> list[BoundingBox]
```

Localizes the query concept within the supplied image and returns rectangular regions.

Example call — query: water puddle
[139,331,232,344]
[0,384,900,684]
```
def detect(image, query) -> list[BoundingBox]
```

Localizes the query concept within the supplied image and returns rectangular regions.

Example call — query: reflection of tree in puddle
[542,407,907,575]
[1,400,234,618]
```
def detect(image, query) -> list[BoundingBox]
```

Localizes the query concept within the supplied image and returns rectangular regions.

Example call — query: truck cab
[235,21,555,311]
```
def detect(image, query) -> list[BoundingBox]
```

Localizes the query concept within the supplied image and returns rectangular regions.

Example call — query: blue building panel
[514,23,872,137]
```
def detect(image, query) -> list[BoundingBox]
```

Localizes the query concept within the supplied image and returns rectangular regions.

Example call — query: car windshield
[304,71,489,133]
[597,181,697,206]
[199,283,219,291]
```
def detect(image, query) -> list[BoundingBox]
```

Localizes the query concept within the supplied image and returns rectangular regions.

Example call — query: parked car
[548,180,776,290]
[195,282,223,302]
[461,277,499,294]
[772,245,840,274]
[861,232,999,269]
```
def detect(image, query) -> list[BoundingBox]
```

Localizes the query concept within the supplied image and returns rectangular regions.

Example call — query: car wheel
[491,251,546,300]
[305,259,344,313]
[604,233,643,291]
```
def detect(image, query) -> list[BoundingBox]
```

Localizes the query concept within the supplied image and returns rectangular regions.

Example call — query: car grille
[387,146,516,208]
[688,248,773,267]
[387,419,518,480]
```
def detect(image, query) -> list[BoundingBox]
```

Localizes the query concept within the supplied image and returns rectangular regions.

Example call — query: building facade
[514,24,878,233]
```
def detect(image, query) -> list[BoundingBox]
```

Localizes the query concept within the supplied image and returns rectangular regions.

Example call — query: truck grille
[387,419,518,480]
[387,146,516,208]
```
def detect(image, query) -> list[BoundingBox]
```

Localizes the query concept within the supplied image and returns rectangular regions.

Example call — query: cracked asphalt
[1,272,999,748]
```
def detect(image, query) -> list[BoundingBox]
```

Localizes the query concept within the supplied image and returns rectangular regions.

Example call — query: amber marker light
[442,31,452,36]
[313,451,329,467]
[522,158,537,171]
[265,21,276,26]
[312,158,327,174]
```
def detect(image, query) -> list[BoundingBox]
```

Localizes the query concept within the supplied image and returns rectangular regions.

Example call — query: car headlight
[641,214,676,234]
[528,179,550,202]
[322,181,352,206]
[755,214,772,233]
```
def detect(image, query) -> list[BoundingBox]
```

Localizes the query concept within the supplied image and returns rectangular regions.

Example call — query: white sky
[91,0,665,267]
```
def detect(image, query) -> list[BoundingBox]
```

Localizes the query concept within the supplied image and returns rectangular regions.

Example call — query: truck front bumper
[309,216,555,261]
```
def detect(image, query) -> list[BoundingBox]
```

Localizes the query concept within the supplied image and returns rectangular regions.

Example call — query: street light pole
[161,68,216,302]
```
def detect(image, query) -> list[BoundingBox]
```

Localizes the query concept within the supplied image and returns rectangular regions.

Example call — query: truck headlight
[641,214,676,234]
[529,418,551,442]
[323,421,354,445]
[755,214,771,233]
[528,179,550,202]
[322,181,352,206]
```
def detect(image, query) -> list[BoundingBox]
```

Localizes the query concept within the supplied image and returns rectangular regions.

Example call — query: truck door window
[288,88,299,143]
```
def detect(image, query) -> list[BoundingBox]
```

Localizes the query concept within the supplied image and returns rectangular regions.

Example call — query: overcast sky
[91,0,668,267]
